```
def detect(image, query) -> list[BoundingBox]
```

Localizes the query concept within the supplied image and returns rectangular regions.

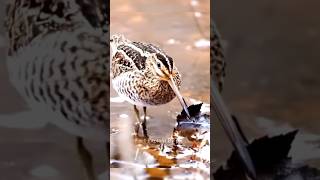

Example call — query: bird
[110,34,190,138]
[210,20,257,179]
[4,0,108,179]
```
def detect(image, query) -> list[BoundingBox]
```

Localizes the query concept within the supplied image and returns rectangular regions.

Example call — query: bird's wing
[111,50,138,79]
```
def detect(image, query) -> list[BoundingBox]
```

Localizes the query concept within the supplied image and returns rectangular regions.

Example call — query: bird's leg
[77,137,96,180]
[133,105,141,135]
[142,106,148,138]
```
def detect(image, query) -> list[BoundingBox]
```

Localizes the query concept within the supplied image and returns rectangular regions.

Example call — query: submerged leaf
[176,103,210,142]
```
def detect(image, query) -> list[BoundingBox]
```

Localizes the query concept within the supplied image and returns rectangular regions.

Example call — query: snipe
[110,34,190,137]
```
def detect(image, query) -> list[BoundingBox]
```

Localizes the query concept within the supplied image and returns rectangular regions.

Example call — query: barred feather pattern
[5,0,109,137]
[111,34,181,106]
[211,21,226,92]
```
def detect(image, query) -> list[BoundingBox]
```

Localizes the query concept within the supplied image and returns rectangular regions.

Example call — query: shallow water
[110,0,211,179]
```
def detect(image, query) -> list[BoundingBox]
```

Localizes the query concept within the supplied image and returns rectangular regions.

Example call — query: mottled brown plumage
[110,34,189,137]
[111,34,181,106]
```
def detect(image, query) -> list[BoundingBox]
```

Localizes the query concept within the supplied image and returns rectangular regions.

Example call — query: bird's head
[151,53,174,80]
[148,53,190,117]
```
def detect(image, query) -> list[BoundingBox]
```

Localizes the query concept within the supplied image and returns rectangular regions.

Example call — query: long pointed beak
[211,82,257,179]
[168,75,190,118]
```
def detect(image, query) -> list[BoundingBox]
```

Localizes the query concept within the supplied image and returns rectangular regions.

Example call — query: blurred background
[214,0,320,171]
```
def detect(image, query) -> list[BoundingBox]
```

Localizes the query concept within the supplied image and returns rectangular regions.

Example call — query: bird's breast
[112,71,180,106]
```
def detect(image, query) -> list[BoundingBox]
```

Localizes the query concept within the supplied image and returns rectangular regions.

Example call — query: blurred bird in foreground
[4,0,108,180]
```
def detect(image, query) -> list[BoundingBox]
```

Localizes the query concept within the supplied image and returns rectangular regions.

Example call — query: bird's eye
[157,62,161,68]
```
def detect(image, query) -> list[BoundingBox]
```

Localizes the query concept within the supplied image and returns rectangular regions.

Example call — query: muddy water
[110,0,210,179]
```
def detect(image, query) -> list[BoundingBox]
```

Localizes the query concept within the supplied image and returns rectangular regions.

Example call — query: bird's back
[110,34,175,78]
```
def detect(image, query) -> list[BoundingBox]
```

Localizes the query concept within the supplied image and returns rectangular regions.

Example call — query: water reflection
[110,102,210,178]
